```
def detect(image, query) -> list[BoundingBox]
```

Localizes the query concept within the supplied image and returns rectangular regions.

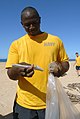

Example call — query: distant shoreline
[69,59,75,61]
[0,59,75,62]
[0,59,7,62]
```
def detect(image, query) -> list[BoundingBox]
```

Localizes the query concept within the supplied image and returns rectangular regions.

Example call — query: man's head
[75,52,79,57]
[21,6,41,36]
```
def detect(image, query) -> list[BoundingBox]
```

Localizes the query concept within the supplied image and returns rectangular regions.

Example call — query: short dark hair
[21,6,40,20]
[75,52,78,54]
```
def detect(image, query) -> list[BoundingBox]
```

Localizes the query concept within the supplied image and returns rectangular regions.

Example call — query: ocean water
[0,59,7,62]
[0,59,75,62]
[69,59,75,61]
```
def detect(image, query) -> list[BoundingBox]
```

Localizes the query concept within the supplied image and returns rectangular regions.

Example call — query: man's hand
[18,62,34,77]
[7,62,34,80]
[49,61,69,77]
[49,62,62,77]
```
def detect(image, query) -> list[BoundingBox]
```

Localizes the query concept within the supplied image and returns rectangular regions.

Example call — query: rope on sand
[63,83,80,104]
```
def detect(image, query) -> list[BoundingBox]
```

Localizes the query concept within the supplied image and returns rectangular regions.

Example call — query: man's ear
[21,22,23,25]
[39,17,41,24]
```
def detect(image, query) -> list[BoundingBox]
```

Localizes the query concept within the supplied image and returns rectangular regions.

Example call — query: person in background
[6,6,69,119]
[74,52,80,76]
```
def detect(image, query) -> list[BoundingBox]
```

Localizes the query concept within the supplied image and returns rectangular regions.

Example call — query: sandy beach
[0,61,80,119]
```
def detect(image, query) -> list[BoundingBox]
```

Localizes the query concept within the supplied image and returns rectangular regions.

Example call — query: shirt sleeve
[6,40,19,68]
[57,40,69,62]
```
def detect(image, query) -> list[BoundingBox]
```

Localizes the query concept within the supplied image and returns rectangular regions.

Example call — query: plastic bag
[45,73,80,119]
[45,73,59,119]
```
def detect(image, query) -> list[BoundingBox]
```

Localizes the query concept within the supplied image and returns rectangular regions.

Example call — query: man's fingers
[19,64,34,77]
[26,71,34,77]
[20,70,34,77]
[25,65,34,73]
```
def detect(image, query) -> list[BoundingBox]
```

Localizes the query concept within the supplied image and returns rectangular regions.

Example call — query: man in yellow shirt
[6,6,69,119]
[74,52,80,76]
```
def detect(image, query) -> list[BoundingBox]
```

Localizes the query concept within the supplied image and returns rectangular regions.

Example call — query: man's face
[21,11,40,36]
[76,53,79,57]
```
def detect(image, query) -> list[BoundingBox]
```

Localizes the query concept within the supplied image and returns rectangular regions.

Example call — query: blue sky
[0,0,80,59]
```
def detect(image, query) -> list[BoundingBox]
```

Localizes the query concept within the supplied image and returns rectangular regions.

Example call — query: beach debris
[63,83,80,104]
[67,83,80,93]
[66,91,80,104]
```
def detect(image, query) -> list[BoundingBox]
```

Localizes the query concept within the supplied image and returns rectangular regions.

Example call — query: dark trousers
[13,102,45,119]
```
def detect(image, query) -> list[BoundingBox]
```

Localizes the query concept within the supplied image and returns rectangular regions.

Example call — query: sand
[0,62,17,119]
[0,61,80,118]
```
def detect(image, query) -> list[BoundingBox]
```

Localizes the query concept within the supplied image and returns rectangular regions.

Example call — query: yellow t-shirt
[6,32,68,109]
[76,56,80,66]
